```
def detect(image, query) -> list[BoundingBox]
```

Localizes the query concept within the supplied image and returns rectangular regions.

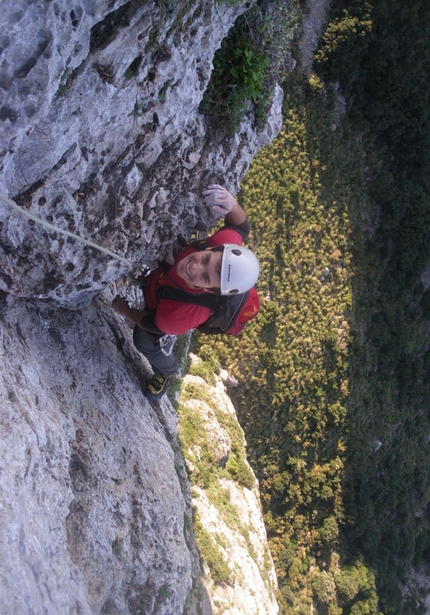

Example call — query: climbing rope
[0,191,135,270]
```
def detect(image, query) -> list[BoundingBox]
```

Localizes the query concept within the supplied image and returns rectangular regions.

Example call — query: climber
[111,184,260,400]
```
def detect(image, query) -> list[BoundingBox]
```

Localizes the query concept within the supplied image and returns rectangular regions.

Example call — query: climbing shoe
[144,374,172,400]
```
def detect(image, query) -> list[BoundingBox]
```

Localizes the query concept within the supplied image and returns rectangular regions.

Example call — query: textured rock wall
[0,288,203,615]
[0,1,285,613]
[179,365,279,614]
[0,0,282,307]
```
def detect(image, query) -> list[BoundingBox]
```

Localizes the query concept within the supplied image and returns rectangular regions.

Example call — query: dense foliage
[200,1,298,133]
[316,0,430,611]
[201,79,363,614]
[195,0,430,613]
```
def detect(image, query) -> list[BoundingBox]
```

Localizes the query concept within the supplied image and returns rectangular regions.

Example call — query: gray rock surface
[0,1,285,613]
[0,289,204,615]
[0,0,283,307]
[180,365,279,614]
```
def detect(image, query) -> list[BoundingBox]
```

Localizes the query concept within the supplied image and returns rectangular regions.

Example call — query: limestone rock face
[0,0,283,307]
[0,1,284,613]
[179,364,279,614]
[0,290,200,615]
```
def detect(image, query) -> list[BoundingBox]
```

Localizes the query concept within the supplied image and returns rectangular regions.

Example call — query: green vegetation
[177,354,278,597]
[200,2,299,133]
[54,67,76,97]
[194,512,234,586]
[166,331,193,403]
[200,20,270,132]
[193,0,430,613]
[316,0,430,611]
[158,80,171,102]
[200,78,356,612]
[178,359,253,493]
[225,449,255,490]
[124,55,142,79]
[128,101,146,117]
[188,344,220,386]
[313,3,373,72]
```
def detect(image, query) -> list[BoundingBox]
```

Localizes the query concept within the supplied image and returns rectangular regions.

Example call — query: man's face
[176,248,222,291]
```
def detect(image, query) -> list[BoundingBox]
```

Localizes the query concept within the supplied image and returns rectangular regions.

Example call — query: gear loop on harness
[159,334,177,356]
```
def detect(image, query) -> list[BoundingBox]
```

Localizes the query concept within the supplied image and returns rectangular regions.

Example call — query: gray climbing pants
[133,326,178,376]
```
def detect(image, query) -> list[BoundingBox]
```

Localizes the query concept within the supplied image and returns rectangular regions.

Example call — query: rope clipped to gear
[0,191,135,270]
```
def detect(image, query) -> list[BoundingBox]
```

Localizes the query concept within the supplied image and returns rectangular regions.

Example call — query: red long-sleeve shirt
[144,227,243,335]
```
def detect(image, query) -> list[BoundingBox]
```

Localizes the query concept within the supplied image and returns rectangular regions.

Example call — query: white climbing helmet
[220,244,260,295]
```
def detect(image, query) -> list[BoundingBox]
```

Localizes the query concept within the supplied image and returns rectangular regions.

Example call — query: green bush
[335,568,360,605]
[198,344,220,372]
[307,73,325,95]
[312,571,337,604]
[314,4,373,77]
[200,16,270,132]
[188,361,217,385]
[317,516,340,545]
[226,454,255,490]
[194,516,234,586]
[177,403,206,448]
